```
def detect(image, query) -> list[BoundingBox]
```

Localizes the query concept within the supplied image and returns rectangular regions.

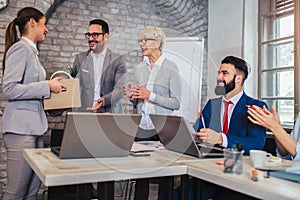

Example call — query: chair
[263,132,277,156]
[124,180,136,200]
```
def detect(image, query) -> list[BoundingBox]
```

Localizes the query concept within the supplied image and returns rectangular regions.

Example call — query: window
[258,0,299,128]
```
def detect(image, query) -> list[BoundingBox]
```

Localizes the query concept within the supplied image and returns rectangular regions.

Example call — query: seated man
[194,55,267,155]
[193,55,267,200]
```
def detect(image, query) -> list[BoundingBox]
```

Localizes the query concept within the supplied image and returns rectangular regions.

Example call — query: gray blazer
[74,48,126,112]
[133,58,181,115]
[2,38,50,135]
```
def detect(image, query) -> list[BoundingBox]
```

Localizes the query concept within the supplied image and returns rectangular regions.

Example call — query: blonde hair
[140,27,166,51]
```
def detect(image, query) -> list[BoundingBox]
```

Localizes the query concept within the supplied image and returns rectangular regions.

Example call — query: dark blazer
[193,92,267,155]
[74,48,126,112]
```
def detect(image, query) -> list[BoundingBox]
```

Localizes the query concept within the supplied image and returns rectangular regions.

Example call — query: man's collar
[91,47,107,57]
[223,90,244,104]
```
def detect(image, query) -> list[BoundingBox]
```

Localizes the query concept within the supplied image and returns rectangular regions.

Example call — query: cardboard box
[44,78,81,110]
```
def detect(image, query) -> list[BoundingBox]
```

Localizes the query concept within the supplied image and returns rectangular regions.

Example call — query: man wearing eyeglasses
[73,19,126,113]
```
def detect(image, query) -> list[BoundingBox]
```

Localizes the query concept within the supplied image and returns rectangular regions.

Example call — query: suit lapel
[210,97,223,132]
[101,49,111,91]
[21,39,44,81]
[86,55,95,91]
[79,51,95,91]
[229,92,247,131]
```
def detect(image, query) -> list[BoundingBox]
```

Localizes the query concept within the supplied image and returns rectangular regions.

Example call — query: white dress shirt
[91,48,106,106]
[220,90,244,147]
[139,55,165,130]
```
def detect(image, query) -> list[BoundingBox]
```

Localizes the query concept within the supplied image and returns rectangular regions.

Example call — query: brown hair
[2,7,44,74]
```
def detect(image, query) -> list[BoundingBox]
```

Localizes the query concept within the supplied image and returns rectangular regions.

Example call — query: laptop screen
[52,112,141,159]
[149,114,202,157]
[150,114,223,158]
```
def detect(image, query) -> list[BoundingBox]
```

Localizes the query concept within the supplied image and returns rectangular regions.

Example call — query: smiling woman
[2,7,66,200]
[123,27,182,200]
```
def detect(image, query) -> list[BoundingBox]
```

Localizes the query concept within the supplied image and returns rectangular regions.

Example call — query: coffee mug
[250,150,272,168]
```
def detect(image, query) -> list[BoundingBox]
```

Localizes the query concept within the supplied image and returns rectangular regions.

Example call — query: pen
[246,105,269,115]
[200,113,206,128]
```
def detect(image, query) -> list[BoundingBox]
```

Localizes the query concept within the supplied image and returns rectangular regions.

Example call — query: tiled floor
[37,181,159,200]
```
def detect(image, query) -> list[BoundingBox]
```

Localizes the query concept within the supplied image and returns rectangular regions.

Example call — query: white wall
[243,0,259,97]
[208,0,258,99]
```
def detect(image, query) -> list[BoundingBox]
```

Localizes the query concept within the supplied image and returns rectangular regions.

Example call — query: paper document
[131,141,165,152]
[257,163,300,172]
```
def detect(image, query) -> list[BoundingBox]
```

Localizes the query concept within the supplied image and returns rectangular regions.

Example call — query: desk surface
[186,157,300,200]
[23,148,187,186]
[24,148,300,200]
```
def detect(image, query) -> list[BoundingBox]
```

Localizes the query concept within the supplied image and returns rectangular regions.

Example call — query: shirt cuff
[102,98,105,106]
[149,92,156,102]
[220,133,228,147]
[292,142,300,162]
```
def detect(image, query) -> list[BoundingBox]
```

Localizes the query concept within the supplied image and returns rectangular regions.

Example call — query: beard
[89,40,105,54]
[214,75,236,95]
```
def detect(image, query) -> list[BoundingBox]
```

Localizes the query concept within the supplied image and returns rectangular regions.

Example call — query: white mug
[250,150,272,168]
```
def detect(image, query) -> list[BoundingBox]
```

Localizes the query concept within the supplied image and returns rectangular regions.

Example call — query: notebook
[51,112,141,159]
[149,114,224,158]
[256,163,300,172]
[269,170,300,183]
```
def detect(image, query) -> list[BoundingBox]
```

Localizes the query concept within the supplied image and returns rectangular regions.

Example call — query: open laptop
[51,112,141,159]
[150,114,224,158]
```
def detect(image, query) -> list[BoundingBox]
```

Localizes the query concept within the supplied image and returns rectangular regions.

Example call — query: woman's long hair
[2,7,44,74]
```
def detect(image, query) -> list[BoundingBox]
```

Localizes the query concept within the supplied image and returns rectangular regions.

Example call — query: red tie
[223,101,233,134]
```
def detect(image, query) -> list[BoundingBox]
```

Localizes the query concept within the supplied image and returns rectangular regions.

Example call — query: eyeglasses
[138,38,156,44]
[85,32,104,39]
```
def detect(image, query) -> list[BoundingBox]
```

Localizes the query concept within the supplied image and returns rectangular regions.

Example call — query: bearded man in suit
[194,55,267,155]
[193,55,267,200]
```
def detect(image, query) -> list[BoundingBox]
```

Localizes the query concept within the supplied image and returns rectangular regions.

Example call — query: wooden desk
[24,148,190,200]
[24,149,300,200]
[23,148,187,187]
[186,157,300,200]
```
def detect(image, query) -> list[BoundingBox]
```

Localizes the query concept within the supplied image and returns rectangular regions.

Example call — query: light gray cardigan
[133,58,181,115]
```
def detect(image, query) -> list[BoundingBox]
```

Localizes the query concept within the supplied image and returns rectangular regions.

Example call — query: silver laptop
[51,112,141,159]
[150,114,224,158]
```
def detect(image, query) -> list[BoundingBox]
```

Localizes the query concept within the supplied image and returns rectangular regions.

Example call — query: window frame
[258,0,299,127]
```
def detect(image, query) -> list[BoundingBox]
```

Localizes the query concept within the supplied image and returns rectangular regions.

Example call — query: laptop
[149,114,224,158]
[51,112,141,159]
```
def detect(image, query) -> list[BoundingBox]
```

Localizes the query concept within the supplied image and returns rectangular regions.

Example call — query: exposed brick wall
[0,0,208,198]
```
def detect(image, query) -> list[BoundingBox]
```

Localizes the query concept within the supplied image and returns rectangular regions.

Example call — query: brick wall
[0,0,208,198]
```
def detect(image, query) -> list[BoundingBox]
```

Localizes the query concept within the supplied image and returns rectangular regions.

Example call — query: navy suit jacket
[193,92,267,155]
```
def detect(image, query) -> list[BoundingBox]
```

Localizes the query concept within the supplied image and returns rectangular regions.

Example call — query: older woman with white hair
[123,27,181,200]
[124,27,181,140]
